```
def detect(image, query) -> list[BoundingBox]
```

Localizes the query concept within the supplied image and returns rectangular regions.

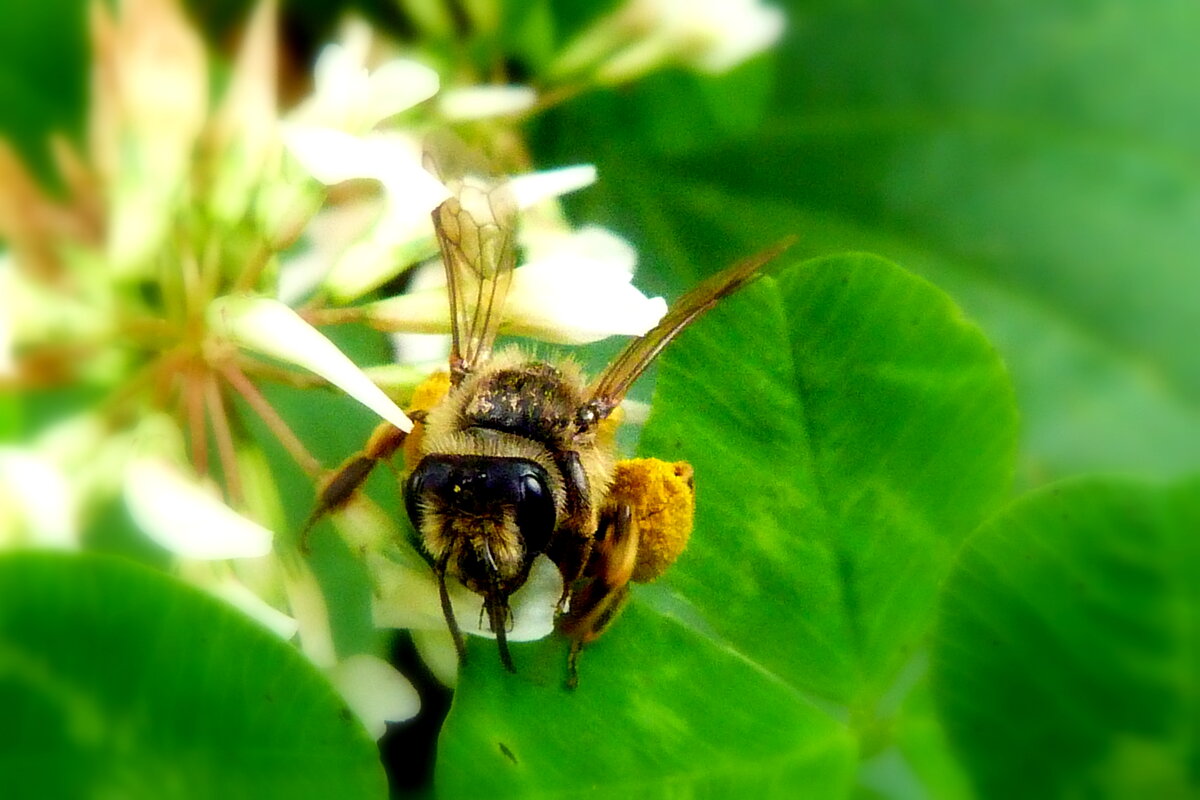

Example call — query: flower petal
[279,125,374,186]
[371,554,562,643]
[0,449,77,549]
[411,629,460,687]
[208,0,280,223]
[507,164,597,209]
[98,0,210,273]
[209,574,300,640]
[296,19,438,132]
[504,262,668,343]
[365,59,440,125]
[389,259,453,365]
[125,457,273,559]
[689,0,786,73]
[209,295,412,431]
[364,226,663,344]
[437,85,537,121]
[477,555,562,641]
[329,654,420,739]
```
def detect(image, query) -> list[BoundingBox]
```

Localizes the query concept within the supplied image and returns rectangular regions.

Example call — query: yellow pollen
[607,458,695,583]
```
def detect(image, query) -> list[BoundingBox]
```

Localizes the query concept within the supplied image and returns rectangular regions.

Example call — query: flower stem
[220,361,323,477]
[205,370,244,505]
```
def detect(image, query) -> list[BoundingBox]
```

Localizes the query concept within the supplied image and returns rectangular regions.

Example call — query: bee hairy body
[303,168,792,685]
[404,349,619,668]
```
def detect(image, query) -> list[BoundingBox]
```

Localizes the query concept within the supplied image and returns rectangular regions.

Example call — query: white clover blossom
[203,571,301,640]
[278,20,447,303]
[370,554,563,643]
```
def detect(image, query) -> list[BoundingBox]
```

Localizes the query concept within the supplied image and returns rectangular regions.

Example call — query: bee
[308,172,791,687]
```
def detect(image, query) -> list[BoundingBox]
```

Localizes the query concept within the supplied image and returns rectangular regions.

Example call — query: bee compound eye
[404,458,453,530]
[403,467,428,529]
[512,466,555,556]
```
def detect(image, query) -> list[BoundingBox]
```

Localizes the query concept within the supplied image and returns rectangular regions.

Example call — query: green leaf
[436,253,1016,796]
[931,477,1200,798]
[0,551,386,798]
[533,0,1200,485]
[439,604,856,800]
[642,253,1017,706]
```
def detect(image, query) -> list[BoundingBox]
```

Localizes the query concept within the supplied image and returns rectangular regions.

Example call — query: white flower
[503,226,668,343]
[370,552,564,644]
[276,20,452,302]
[437,85,537,121]
[289,20,439,132]
[208,295,413,432]
[280,127,451,302]
[289,162,597,304]
[124,457,274,559]
[0,449,77,549]
[206,572,300,640]
[506,164,598,210]
[364,226,667,344]
[329,654,420,739]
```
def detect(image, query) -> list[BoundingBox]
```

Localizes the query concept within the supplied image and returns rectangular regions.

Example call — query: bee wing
[432,184,518,381]
[585,238,796,417]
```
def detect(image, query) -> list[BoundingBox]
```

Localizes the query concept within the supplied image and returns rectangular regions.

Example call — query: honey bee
[309,172,791,687]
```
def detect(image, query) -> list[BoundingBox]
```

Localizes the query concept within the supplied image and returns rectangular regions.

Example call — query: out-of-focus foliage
[0,552,386,797]
[2,0,1198,798]
[933,477,1200,798]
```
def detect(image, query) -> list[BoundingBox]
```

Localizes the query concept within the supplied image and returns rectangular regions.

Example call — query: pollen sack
[605,458,695,583]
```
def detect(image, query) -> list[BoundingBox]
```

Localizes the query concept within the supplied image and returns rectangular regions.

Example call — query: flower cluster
[0,0,784,738]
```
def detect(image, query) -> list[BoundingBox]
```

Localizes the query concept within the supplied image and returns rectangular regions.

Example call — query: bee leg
[559,504,638,689]
[299,420,408,552]
[435,555,468,667]
[548,450,595,614]
[550,534,594,617]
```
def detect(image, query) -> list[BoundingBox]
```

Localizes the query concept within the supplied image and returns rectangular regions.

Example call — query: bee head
[404,454,557,593]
